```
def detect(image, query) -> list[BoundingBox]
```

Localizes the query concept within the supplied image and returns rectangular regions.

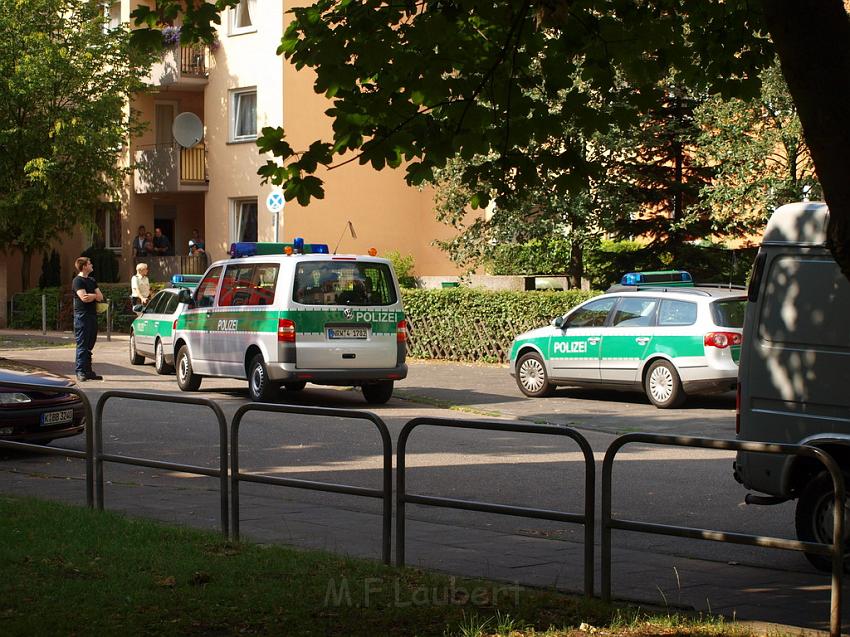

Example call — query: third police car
[509,285,746,408]
[171,240,407,404]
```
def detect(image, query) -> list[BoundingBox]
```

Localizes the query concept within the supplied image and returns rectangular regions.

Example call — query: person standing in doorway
[153,227,172,256]
[191,228,205,251]
[72,257,104,382]
[132,225,147,257]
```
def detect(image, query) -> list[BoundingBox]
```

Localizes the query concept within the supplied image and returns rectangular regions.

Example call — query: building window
[230,88,257,142]
[232,199,258,243]
[104,2,121,32]
[94,203,121,250]
[230,0,257,35]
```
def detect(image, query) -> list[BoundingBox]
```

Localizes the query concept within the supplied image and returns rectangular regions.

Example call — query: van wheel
[249,355,276,403]
[795,471,850,573]
[284,381,307,392]
[516,352,555,397]
[176,346,202,392]
[362,381,393,405]
[644,360,685,408]
[154,339,174,375]
[129,332,144,365]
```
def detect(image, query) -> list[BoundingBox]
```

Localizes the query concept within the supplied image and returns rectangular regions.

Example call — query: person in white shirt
[131,263,151,307]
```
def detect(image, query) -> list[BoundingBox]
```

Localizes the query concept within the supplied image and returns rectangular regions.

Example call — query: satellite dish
[172,112,204,148]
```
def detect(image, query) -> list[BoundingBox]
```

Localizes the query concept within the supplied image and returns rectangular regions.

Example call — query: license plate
[41,409,74,426]
[327,328,367,340]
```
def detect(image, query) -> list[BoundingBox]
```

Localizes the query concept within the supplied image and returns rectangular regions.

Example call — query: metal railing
[396,417,596,597]
[94,391,229,536]
[602,433,845,637]
[230,403,393,564]
[180,44,208,77]
[0,380,94,507]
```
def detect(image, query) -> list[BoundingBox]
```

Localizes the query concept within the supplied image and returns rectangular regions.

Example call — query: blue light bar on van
[620,270,694,287]
[229,242,330,258]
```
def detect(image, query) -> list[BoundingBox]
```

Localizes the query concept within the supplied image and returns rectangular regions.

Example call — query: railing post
[106,300,112,342]
[41,293,47,335]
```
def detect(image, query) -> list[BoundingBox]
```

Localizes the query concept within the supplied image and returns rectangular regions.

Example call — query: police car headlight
[0,392,32,404]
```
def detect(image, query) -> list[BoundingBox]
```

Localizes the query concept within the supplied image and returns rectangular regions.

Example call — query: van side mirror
[552,316,565,329]
[132,304,144,314]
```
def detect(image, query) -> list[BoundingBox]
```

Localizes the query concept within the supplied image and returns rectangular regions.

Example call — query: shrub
[486,238,573,275]
[9,287,63,329]
[385,250,417,288]
[401,287,599,363]
[38,249,61,288]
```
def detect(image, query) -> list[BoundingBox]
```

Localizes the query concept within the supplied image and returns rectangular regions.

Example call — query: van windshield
[293,261,398,306]
[710,298,746,328]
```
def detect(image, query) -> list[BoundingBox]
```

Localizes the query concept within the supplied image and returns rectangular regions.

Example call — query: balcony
[134,143,208,194]
[146,43,210,89]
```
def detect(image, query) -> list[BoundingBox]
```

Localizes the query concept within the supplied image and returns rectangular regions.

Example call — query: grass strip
[0,495,761,636]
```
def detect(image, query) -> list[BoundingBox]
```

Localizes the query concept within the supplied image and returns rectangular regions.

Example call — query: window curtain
[236,0,256,28]
[237,201,258,242]
[236,92,256,138]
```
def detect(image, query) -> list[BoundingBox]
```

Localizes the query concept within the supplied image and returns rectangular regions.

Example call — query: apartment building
[0,0,461,326]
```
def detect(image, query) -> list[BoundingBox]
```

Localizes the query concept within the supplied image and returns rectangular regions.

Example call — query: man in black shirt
[72,256,104,381]
[153,227,172,256]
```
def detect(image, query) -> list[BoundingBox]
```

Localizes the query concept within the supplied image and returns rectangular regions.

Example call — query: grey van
[735,201,850,570]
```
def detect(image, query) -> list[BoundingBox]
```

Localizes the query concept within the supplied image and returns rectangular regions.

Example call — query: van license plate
[327,328,367,340]
[41,409,74,426]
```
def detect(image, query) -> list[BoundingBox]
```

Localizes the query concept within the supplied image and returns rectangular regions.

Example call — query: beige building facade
[0,0,461,326]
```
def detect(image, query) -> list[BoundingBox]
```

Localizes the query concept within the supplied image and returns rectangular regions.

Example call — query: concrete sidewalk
[0,328,842,634]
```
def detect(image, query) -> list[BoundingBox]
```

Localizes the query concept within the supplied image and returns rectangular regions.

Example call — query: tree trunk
[568,238,583,289]
[761,0,850,282]
[20,249,32,291]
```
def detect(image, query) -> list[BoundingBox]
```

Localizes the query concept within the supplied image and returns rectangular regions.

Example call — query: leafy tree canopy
[131,1,850,278]
[0,0,149,289]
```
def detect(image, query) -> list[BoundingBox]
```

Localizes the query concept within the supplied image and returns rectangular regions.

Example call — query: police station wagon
[509,287,746,408]
[171,241,407,404]
[129,286,193,374]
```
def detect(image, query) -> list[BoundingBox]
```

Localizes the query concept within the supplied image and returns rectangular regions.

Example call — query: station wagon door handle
[635,337,650,345]
[587,337,600,345]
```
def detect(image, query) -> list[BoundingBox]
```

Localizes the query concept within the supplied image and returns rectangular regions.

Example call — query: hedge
[401,287,599,363]
[8,284,599,365]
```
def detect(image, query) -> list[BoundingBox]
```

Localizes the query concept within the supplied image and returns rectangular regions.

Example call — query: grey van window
[759,257,850,348]
[658,300,697,326]
[710,299,745,328]
[293,261,397,306]
[195,266,222,308]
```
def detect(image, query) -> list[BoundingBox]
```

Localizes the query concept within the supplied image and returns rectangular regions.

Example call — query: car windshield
[710,298,746,328]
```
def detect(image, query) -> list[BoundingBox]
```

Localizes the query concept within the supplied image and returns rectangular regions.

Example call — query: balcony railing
[147,43,210,88]
[134,143,208,194]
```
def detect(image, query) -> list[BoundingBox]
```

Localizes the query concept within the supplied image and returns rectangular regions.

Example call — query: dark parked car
[0,359,86,445]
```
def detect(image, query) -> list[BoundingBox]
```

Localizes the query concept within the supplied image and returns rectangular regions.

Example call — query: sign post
[265,189,285,242]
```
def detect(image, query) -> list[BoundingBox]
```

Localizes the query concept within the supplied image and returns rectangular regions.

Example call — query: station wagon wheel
[129,332,144,365]
[644,360,685,408]
[795,470,850,573]
[248,354,276,403]
[516,352,555,398]
[154,339,174,375]
[176,345,201,392]
[362,380,393,405]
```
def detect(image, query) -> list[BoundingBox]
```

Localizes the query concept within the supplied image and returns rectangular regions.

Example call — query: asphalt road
[0,333,839,631]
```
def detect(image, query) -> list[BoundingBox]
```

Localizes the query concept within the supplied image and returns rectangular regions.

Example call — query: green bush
[9,287,63,329]
[401,287,599,363]
[385,250,417,288]
[486,238,573,275]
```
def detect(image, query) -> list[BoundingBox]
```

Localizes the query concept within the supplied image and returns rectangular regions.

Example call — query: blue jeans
[74,311,98,376]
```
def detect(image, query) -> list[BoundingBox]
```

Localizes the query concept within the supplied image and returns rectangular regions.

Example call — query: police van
[171,241,407,404]
[735,201,850,571]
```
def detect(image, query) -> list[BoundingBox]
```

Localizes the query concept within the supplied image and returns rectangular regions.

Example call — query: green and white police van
[171,241,407,404]
[509,286,746,408]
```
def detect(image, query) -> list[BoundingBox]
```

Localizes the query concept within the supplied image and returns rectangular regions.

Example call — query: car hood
[0,358,74,390]
[513,326,552,342]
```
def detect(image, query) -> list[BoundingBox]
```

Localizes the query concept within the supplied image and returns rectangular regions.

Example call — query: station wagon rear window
[710,299,746,328]
[293,261,397,306]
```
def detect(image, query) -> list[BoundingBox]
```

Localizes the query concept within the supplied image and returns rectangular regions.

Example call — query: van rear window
[293,261,397,306]
[710,299,746,328]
